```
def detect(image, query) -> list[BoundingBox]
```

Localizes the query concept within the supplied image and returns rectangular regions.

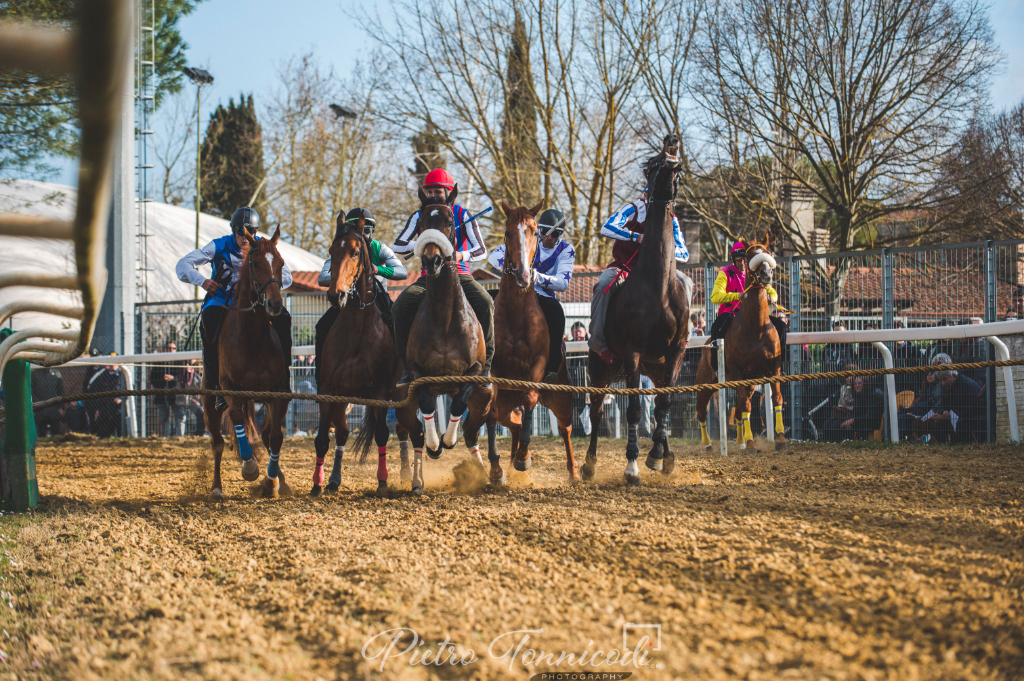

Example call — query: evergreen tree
[199,94,266,218]
[0,0,205,177]
[500,9,540,205]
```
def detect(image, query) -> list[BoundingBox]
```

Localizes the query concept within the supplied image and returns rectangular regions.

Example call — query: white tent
[0,179,326,331]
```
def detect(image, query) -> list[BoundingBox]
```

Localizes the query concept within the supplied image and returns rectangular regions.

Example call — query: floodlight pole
[330,104,358,213]
[184,67,213,299]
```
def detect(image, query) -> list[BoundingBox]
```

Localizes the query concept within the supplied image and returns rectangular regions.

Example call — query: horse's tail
[244,400,264,464]
[352,404,377,462]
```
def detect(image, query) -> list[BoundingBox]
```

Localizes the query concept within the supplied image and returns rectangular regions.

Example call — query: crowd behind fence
[7,239,1021,446]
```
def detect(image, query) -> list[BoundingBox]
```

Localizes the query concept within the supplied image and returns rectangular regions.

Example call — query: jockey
[391,168,493,383]
[175,206,293,410]
[588,192,692,363]
[313,207,409,384]
[705,240,788,370]
[488,207,575,383]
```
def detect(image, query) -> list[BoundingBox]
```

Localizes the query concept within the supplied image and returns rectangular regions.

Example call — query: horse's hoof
[580,462,596,481]
[489,473,507,486]
[209,488,223,502]
[645,455,663,472]
[262,476,281,499]
[513,457,532,472]
[376,480,388,497]
[426,445,443,460]
[325,482,339,494]
[746,440,758,453]
[413,486,424,496]
[704,444,713,452]
[400,465,412,482]
[441,438,457,450]
[625,474,642,487]
[662,453,676,476]
[775,442,788,452]
[310,484,322,498]
[241,459,260,482]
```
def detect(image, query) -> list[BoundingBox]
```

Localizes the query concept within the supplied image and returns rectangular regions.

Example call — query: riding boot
[706,313,734,373]
[200,306,227,412]
[314,307,341,385]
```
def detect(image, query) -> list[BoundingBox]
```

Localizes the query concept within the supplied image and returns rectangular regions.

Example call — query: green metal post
[0,328,39,511]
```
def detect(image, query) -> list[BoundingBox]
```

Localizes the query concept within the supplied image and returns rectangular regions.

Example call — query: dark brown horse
[312,222,408,496]
[394,185,492,494]
[695,236,786,452]
[482,201,577,484]
[203,227,293,500]
[585,135,691,485]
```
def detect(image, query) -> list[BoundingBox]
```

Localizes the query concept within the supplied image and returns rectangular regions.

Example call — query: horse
[312,222,410,497]
[585,135,692,485]
[203,227,293,501]
[694,235,787,452]
[482,200,577,484]
[393,185,492,494]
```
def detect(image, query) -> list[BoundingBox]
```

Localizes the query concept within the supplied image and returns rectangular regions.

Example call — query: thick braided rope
[8,359,1023,420]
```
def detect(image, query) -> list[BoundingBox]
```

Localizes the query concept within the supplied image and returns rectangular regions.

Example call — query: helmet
[730,241,747,259]
[537,208,566,239]
[423,168,455,190]
[230,206,260,235]
[345,207,376,234]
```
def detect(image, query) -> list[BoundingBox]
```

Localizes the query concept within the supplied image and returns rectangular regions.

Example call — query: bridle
[239,247,282,312]
[343,232,376,309]
[501,218,538,277]
[420,203,458,257]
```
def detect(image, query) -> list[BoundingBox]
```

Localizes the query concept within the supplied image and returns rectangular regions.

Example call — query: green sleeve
[370,240,394,278]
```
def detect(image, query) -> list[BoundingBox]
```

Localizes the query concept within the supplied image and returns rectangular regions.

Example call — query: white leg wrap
[471,445,483,466]
[423,413,440,451]
[443,414,462,448]
[625,460,640,477]
[412,449,425,490]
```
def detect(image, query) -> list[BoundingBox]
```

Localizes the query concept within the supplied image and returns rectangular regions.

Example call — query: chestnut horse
[394,185,492,494]
[585,135,692,485]
[312,223,409,497]
[694,236,786,452]
[483,201,577,484]
[203,227,293,500]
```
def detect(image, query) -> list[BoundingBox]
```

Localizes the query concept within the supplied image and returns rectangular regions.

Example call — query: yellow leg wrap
[774,406,784,435]
[699,420,712,446]
[742,412,753,442]
[736,416,745,445]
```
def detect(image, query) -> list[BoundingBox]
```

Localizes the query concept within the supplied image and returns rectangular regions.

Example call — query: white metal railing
[0,0,133,374]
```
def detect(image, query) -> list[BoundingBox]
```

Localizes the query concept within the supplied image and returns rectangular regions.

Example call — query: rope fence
[4,359,1022,427]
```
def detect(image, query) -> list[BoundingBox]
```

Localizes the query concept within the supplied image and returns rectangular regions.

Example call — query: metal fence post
[0,328,39,511]
[985,241,996,441]
[704,263,716,327]
[788,258,802,441]
[882,249,894,330]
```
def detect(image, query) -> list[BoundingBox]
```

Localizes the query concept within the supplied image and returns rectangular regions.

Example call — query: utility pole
[330,104,358,210]
[183,67,214,298]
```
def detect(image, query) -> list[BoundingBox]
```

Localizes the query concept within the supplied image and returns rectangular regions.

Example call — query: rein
[237,249,282,313]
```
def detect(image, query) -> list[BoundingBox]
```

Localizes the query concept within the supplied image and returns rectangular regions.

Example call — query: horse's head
[327,230,367,308]
[415,184,459,277]
[643,134,682,203]
[499,199,543,289]
[241,226,285,315]
[744,232,777,288]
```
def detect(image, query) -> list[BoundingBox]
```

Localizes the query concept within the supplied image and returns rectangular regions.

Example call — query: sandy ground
[0,434,1021,680]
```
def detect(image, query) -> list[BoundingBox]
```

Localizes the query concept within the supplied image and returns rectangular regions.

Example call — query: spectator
[570,322,588,342]
[833,377,882,440]
[150,341,187,437]
[926,320,956,363]
[899,367,943,440]
[954,333,987,387]
[933,368,985,443]
[85,356,123,438]
[893,321,925,395]
[858,323,883,366]
[182,359,205,435]
[690,311,706,336]
[31,366,65,437]
[824,363,861,441]
[1006,307,1017,321]
[823,321,855,367]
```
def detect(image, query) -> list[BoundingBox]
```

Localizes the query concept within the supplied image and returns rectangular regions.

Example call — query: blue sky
[45,0,1024,186]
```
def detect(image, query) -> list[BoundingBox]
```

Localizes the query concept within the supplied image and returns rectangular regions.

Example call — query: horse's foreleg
[226,400,260,482]
[396,424,412,482]
[327,404,349,492]
[735,386,755,451]
[443,382,475,450]
[694,350,716,449]
[205,399,225,501]
[398,405,426,495]
[772,379,788,451]
[622,353,643,486]
[261,398,287,498]
[513,392,539,472]
[647,348,685,475]
[418,387,442,458]
[582,390,605,482]
[460,387,490,467]
[485,415,504,484]
[546,391,577,481]
[311,402,332,496]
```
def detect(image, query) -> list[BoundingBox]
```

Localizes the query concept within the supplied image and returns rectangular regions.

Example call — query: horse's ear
[763,231,770,250]
[271,225,281,245]
[499,200,513,216]
[418,186,429,206]
[448,183,459,206]
[242,230,257,248]
[529,200,543,218]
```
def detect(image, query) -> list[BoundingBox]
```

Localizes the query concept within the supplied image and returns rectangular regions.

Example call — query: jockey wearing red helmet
[390,168,494,384]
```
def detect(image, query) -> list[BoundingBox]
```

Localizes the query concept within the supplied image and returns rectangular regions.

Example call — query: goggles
[537,216,566,239]
[346,217,376,234]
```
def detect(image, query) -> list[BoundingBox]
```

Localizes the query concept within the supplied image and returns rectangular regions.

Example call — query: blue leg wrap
[329,447,344,486]
[234,425,253,461]
[267,450,281,479]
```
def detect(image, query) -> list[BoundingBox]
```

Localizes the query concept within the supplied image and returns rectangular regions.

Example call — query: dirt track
[0,434,1022,680]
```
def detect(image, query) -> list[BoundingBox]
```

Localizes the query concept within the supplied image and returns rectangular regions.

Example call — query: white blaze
[518,222,533,285]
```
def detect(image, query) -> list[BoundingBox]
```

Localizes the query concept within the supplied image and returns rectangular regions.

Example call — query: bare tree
[261,56,417,254]
[153,88,197,206]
